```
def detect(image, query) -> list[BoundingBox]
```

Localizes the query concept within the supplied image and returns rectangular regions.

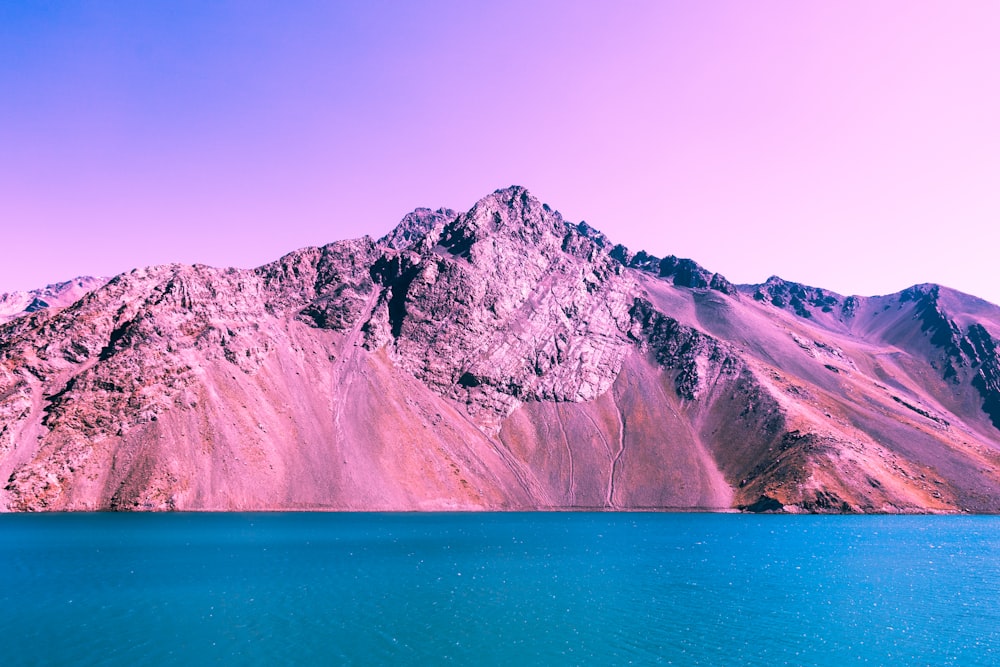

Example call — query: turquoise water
[1,513,999,666]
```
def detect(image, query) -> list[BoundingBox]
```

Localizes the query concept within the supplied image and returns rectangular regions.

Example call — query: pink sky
[2,1,999,304]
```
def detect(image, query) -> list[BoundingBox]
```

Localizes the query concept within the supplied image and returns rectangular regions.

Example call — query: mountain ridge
[0,276,108,325]
[2,185,999,513]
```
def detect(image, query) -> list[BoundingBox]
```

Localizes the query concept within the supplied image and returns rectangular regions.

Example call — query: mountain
[0,277,107,325]
[2,186,1000,512]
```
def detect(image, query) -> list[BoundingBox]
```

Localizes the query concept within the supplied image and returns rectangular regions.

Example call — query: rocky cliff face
[3,186,1000,512]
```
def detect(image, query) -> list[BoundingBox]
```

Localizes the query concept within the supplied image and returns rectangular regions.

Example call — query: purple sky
[2,1,999,304]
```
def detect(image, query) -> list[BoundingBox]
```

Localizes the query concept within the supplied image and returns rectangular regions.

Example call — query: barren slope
[2,186,1000,512]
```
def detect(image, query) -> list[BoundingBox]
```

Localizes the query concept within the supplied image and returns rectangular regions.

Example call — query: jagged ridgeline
[2,186,1000,512]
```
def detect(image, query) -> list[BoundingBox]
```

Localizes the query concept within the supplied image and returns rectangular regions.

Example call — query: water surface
[2,512,998,665]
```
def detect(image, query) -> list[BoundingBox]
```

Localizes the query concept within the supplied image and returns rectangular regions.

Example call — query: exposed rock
[571,221,611,249]
[378,207,457,251]
[2,185,1000,513]
[365,186,636,431]
[745,276,843,318]
[742,495,784,513]
[609,245,734,295]
[897,285,1000,428]
[628,298,741,400]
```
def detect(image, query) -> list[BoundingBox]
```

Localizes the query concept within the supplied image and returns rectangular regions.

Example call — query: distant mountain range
[2,186,1000,512]
[0,277,107,325]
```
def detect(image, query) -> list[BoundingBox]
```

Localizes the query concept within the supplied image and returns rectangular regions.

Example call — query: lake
[1,512,998,665]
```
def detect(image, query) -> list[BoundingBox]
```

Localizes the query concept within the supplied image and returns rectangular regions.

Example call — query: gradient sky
[2,1,999,305]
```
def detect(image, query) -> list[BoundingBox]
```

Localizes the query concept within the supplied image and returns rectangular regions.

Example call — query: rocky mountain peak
[354,186,637,433]
[438,186,567,260]
[379,207,457,251]
[899,283,940,303]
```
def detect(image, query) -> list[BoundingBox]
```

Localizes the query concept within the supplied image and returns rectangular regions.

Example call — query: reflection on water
[2,512,999,666]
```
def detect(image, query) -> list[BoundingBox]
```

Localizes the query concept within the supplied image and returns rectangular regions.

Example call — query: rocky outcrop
[3,185,1000,513]
[894,285,1000,429]
[378,207,456,251]
[744,276,844,319]
[609,244,737,296]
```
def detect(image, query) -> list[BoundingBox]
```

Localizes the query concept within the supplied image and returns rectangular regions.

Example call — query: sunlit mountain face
[3,187,1000,513]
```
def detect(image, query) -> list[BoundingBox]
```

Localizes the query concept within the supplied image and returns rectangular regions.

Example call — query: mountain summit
[3,186,1000,512]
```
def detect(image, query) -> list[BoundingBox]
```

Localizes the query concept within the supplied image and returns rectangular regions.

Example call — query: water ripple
[2,513,1000,665]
